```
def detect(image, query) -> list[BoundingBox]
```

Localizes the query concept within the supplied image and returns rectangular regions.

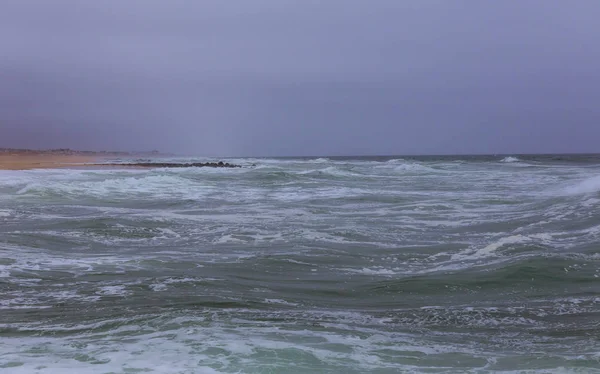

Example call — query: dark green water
[1,155,599,373]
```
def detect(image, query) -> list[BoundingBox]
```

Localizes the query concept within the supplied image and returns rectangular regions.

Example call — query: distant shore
[0,148,164,170]
[0,149,245,170]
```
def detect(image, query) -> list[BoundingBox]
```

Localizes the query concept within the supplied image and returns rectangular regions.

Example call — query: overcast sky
[1,0,599,156]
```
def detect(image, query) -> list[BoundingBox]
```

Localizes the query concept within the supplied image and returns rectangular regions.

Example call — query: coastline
[0,154,102,170]
[0,149,241,170]
[0,148,135,170]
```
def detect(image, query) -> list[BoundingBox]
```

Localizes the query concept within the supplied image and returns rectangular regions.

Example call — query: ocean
[1,155,599,373]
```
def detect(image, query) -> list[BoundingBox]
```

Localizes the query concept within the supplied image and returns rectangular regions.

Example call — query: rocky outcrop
[99,161,242,168]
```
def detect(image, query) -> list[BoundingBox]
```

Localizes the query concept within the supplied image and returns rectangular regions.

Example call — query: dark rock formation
[97,162,242,168]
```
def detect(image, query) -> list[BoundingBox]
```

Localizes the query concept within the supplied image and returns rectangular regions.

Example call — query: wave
[500,156,521,163]
[340,233,560,278]
[308,166,359,178]
[392,163,437,173]
[15,174,201,200]
[0,309,497,373]
[251,164,284,170]
[384,158,407,164]
[373,160,442,173]
[359,254,591,295]
[450,234,534,261]
[564,175,600,195]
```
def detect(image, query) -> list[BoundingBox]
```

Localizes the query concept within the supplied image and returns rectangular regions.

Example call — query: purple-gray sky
[1,0,599,156]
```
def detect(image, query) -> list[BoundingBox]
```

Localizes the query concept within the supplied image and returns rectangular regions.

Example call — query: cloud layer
[1,1,599,155]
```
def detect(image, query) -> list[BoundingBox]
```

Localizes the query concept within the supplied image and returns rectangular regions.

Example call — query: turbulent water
[1,155,600,373]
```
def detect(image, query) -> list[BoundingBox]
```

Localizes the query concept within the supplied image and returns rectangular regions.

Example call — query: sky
[1,0,599,156]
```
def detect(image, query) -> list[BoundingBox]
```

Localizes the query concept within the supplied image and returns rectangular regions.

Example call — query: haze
[1,0,599,156]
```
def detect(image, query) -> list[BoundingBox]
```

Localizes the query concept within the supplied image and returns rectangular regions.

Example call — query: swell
[363,255,599,297]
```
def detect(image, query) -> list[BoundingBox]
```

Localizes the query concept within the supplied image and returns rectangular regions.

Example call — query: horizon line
[2,147,599,158]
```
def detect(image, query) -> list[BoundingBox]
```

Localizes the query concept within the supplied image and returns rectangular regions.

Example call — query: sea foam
[564,175,600,195]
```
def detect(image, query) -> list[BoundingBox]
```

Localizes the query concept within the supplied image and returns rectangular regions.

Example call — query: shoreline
[0,148,173,170]
[0,154,104,170]
[0,151,242,170]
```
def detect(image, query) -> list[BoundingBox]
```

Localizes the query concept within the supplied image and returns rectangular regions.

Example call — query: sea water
[1,155,599,373]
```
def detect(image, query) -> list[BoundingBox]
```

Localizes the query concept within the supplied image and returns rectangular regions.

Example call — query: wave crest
[385,159,407,164]
[564,175,600,195]
[393,163,437,173]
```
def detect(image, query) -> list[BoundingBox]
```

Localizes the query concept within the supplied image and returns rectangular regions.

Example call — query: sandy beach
[0,153,100,170]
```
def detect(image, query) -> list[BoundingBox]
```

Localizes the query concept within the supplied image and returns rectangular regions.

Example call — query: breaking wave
[564,175,600,195]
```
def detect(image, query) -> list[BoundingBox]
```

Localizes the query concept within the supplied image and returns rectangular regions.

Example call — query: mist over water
[1,155,600,373]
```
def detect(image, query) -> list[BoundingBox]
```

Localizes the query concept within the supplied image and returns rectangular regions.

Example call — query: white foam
[529,233,553,241]
[385,158,407,164]
[264,298,298,306]
[351,267,397,275]
[564,175,600,195]
[393,163,436,172]
[150,283,168,291]
[7,169,218,201]
[500,156,521,163]
[581,197,600,207]
[154,228,181,239]
[213,231,285,244]
[149,277,216,292]
[213,234,246,244]
[284,259,312,266]
[2,306,594,372]
[0,245,153,281]
[451,235,531,261]
[1,288,101,310]
[318,166,358,177]
[96,285,131,297]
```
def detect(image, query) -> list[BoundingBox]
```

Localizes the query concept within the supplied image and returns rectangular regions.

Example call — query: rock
[96,161,243,168]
